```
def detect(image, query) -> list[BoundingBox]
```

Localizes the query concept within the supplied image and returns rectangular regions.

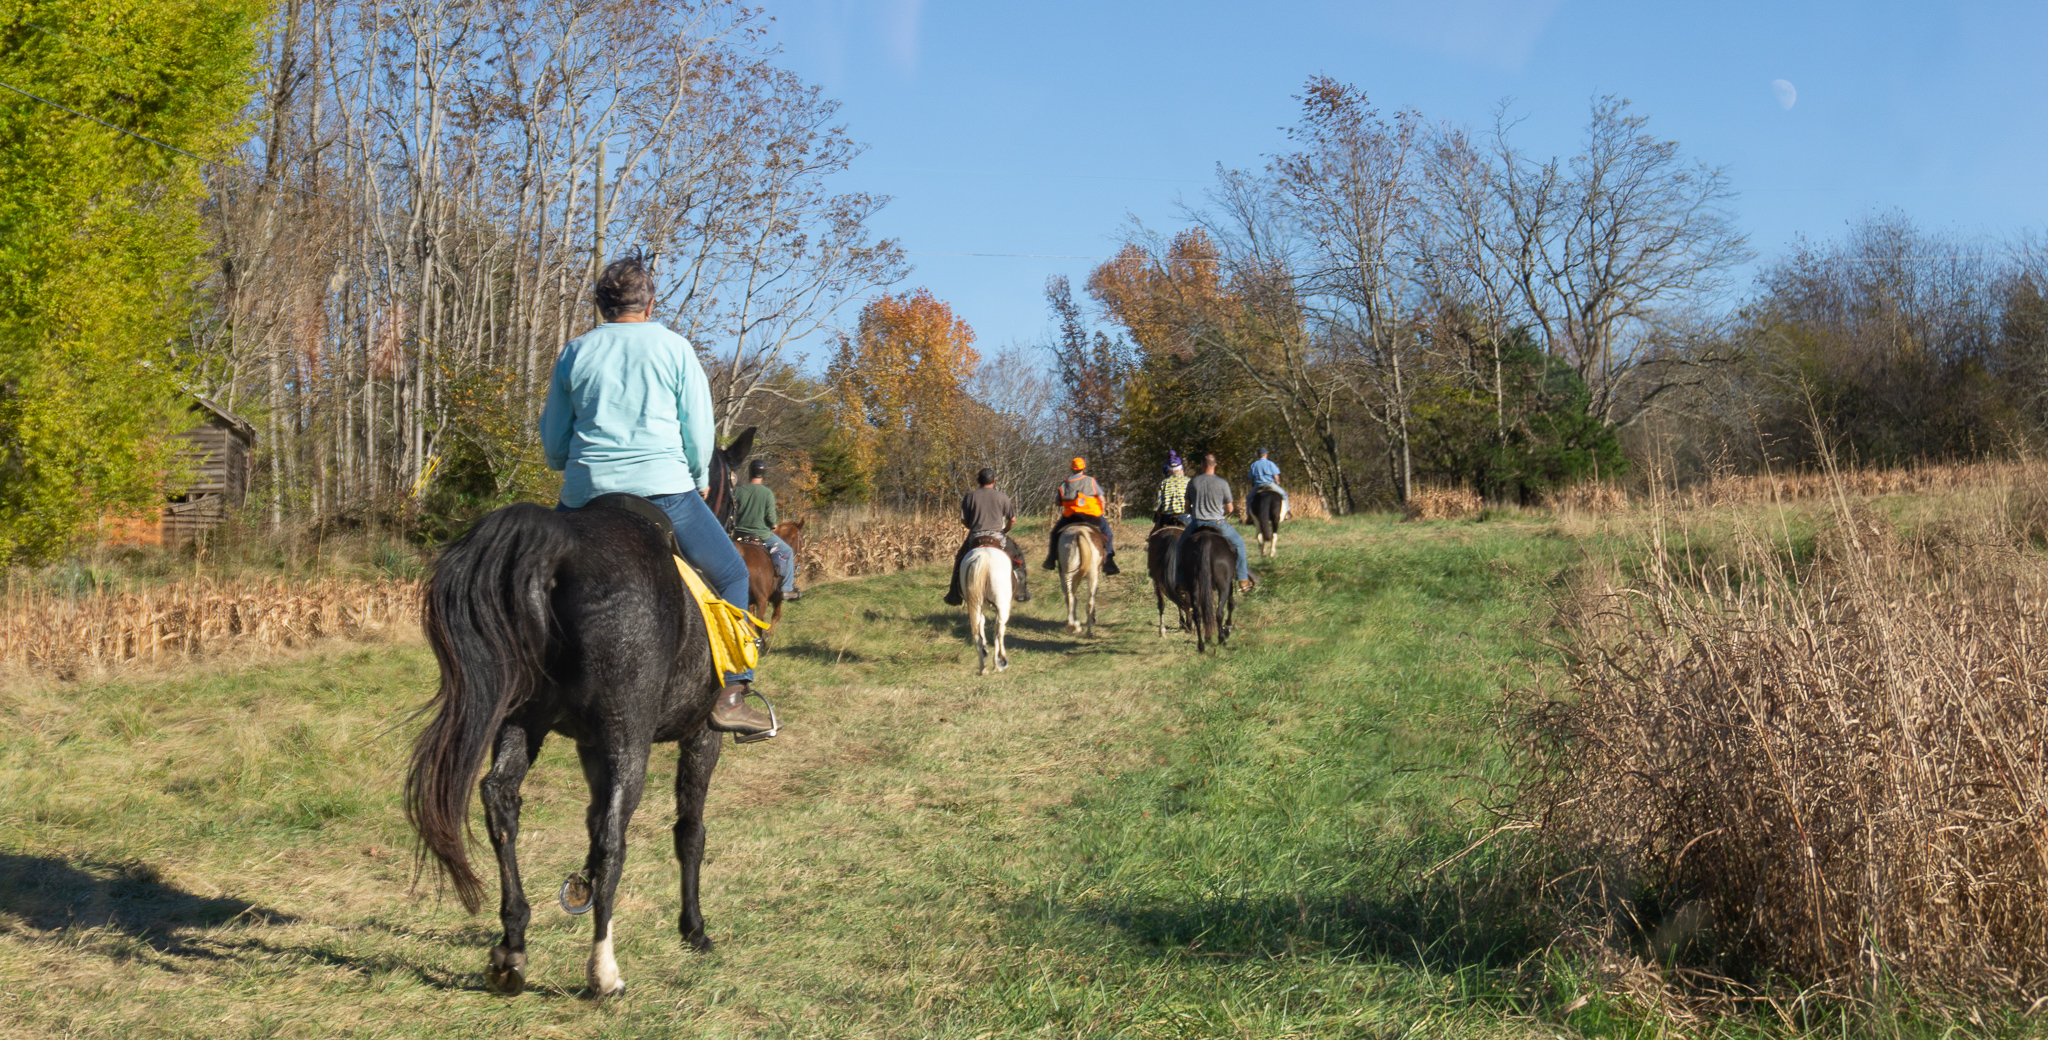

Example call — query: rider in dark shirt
[731,460,800,601]
[945,468,1031,605]
[1179,453,1255,592]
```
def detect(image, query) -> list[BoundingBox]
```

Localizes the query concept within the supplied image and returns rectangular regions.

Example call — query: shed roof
[188,394,258,444]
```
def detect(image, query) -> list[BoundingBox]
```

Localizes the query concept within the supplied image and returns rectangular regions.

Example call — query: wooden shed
[161,395,257,544]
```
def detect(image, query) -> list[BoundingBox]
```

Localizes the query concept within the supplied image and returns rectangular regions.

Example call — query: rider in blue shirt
[1248,447,1288,514]
[538,253,774,736]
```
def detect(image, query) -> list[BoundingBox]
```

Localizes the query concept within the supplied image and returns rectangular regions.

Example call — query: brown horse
[735,519,805,634]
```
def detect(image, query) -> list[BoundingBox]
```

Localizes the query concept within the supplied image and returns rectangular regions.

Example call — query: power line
[907,250,1223,262]
[0,78,214,165]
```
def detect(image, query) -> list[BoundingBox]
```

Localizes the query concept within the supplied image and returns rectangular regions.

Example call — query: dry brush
[1516,490,2048,1008]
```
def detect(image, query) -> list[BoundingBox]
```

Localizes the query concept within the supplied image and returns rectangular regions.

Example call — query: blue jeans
[589,492,753,685]
[1181,518,1249,583]
[1255,483,1289,510]
[762,531,797,593]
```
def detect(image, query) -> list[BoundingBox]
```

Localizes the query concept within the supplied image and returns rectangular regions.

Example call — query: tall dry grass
[1552,458,2039,517]
[1516,480,2048,1009]
[1406,484,1485,520]
[796,507,964,580]
[1,577,421,678]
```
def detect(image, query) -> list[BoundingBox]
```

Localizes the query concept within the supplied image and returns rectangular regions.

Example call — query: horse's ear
[722,426,757,467]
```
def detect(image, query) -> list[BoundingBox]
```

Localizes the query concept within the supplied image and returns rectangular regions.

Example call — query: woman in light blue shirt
[538,254,772,735]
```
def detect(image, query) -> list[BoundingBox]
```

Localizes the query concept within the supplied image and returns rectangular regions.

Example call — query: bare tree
[1492,96,1750,426]
[1263,77,1427,505]
[195,0,900,527]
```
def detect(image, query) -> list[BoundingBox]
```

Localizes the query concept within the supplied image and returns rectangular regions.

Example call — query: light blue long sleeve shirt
[539,321,715,507]
[1249,458,1281,486]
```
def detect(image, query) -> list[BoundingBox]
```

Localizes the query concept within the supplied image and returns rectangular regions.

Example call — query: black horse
[1248,487,1285,558]
[1176,525,1237,653]
[405,431,761,998]
[1147,520,1191,638]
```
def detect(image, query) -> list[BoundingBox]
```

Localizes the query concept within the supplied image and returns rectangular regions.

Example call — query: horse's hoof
[560,872,594,915]
[684,930,714,953]
[485,949,527,995]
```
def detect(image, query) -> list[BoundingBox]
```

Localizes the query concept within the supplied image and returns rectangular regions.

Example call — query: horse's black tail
[406,503,574,913]
[1192,534,1218,652]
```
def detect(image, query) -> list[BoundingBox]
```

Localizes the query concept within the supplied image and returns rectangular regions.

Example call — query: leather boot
[1013,567,1032,601]
[708,682,775,734]
[1102,553,1122,576]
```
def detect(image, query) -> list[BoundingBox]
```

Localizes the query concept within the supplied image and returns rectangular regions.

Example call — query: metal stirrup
[732,689,780,744]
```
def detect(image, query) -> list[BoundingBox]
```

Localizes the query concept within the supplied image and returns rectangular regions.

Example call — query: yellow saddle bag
[673,556,767,685]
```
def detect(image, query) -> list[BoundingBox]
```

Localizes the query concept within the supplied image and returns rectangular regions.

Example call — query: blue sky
[756,0,2048,357]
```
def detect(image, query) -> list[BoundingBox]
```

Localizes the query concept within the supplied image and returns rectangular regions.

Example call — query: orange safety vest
[1059,475,1104,517]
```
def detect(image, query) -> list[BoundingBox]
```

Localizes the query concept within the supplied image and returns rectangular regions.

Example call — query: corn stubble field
[3,469,2047,1037]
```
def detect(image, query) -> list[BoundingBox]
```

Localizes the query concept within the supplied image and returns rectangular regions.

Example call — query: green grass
[0,512,1987,1038]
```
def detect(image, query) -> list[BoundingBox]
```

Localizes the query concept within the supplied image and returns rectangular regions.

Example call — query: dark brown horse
[1147,520,1191,638]
[406,431,765,999]
[1178,525,1236,653]
[1248,487,1285,557]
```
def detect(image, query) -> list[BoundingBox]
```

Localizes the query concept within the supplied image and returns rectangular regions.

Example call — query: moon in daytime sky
[1772,79,1797,110]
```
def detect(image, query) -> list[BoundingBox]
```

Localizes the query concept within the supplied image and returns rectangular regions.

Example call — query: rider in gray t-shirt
[1186,472,1232,522]
[1177,454,1254,589]
[944,468,1030,606]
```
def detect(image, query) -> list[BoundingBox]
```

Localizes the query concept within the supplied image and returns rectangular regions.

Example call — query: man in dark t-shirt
[944,468,1031,605]
[1179,453,1254,591]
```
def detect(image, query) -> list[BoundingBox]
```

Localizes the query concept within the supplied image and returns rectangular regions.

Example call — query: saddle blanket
[673,556,767,685]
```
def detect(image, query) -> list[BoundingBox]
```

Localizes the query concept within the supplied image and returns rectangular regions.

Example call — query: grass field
[0,513,1796,1038]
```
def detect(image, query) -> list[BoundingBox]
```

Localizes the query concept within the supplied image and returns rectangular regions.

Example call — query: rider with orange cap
[1044,457,1121,576]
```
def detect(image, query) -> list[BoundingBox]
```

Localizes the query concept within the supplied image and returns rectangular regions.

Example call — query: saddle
[969,531,1023,567]
[733,532,791,588]
[579,493,765,683]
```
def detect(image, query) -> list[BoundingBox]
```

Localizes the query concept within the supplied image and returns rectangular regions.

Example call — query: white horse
[1057,523,1103,637]
[960,544,1012,674]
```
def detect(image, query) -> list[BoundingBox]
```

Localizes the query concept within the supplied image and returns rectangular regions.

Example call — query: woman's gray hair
[594,250,656,320]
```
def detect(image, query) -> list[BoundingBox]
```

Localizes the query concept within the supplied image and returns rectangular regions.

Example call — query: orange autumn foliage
[1086,229,1227,360]
[827,288,980,506]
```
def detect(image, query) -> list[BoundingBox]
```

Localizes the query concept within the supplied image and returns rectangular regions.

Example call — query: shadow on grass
[917,610,1079,655]
[771,639,867,665]
[1025,845,1546,977]
[0,852,297,958]
[1081,885,1542,972]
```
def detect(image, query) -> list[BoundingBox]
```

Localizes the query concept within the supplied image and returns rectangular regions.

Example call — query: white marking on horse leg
[588,933,624,996]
